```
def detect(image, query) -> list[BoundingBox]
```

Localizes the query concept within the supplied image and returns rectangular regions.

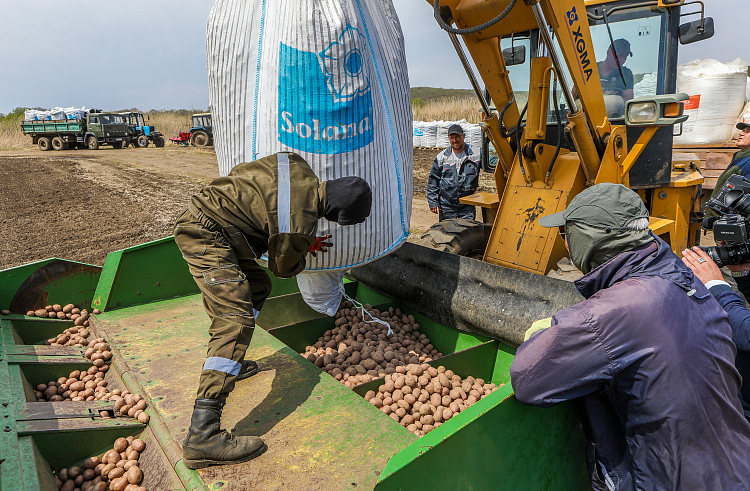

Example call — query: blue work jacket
[510,236,750,491]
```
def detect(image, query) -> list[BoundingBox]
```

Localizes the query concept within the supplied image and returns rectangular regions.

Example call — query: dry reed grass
[412,96,482,124]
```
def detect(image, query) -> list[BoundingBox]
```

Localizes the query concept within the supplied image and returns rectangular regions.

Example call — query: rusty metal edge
[88,315,208,491]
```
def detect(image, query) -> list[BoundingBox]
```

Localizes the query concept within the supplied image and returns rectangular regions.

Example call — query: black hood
[323,177,372,225]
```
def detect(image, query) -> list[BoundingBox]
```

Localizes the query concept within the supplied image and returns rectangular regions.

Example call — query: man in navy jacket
[510,183,750,491]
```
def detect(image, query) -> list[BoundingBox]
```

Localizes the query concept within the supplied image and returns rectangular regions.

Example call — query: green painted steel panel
[491,342,517,386]
[0,259,100,313]
[9,318,76,346]
[94,294,417,490]
[375,385,590,491]
[92,237,198,312]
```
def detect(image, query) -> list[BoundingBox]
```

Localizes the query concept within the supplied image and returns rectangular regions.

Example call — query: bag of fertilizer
[207,0,412,315]
[674,58,748,145]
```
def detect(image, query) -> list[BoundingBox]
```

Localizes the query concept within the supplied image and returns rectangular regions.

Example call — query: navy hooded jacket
[510,236,750,490]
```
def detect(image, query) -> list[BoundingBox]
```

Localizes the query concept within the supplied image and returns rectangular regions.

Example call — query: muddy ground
[0,146,494,270]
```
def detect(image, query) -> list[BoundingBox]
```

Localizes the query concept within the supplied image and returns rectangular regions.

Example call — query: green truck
[21,110,132,151]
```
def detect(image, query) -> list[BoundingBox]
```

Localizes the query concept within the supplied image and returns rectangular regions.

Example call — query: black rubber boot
[182,399,267,469]
[236,360,259,381]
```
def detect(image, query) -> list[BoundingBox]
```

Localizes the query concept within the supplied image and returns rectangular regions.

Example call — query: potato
[136,412,150,424]
[109,467,125,480]
[105,450,120,464]
[61,479,75,491]
[83,456,99,469]
[110,476,129,491]
[126,466,142,484]
[113,437,128,452]
[123,460,139,471]
[59,468,69,481]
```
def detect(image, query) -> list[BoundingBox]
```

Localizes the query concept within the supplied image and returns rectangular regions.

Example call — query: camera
[700,174,750,267]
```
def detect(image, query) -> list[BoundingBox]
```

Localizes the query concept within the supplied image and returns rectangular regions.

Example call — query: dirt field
[0,146,491,270]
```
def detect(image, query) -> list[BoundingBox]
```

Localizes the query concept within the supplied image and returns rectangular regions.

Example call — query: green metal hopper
[0,238,590,490]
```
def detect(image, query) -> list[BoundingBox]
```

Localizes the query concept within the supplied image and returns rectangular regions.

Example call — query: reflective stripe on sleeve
[203,356,242,376]
[277,152,291,233]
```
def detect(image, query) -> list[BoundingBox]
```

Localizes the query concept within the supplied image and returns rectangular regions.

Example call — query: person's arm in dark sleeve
[510,306,614,407]
[426,156,441,209]
[709,283,750,351]
[267,233,316,279]
[732,274,750,304]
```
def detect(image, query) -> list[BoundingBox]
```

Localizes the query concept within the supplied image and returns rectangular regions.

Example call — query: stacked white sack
[436,121,451,148]
[675,58,748,145]
[634,72,657,99]
[207,0,412,315]
[422,122,438,147]
[413,121,424,147]
[468,124,483,149]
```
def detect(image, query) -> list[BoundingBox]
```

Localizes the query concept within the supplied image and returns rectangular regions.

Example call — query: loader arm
[427,0,695,274]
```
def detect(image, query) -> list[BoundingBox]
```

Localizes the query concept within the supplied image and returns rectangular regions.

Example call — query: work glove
[524,317,552,342]
[309,235,333,257]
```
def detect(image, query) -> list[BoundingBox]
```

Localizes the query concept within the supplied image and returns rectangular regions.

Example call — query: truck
[21,110,132,151]
[120,112,165,148]
[0,0,722,490]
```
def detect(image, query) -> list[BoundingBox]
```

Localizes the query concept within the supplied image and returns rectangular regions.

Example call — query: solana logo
[278,25,374,155]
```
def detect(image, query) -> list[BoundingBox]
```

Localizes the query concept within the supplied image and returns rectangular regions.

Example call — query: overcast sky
[0,1,745,115]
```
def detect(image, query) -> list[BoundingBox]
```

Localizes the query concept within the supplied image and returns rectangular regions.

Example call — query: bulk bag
[207,0,412,313]
[674,58,748,145]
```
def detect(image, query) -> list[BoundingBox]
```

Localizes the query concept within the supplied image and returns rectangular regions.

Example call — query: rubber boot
[236,360,259,381]
[182,399,267,469]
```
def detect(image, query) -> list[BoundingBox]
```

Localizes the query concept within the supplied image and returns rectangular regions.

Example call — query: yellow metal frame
[431,0,700,273]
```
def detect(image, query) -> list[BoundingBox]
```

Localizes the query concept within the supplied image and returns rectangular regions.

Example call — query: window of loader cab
[587,5,669,118]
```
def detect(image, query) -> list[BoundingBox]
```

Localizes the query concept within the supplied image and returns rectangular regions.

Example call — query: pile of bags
[674,58,748,145]
[24,107,88,121]
[413,120,483,149]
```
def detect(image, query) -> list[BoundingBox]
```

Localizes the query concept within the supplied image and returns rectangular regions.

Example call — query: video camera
[701,174,750,267]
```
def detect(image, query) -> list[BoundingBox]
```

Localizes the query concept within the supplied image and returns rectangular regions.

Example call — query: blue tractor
[122,112,165,148]
[189,113,213,147]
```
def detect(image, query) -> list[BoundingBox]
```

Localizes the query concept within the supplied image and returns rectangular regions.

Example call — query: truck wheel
[137,135,149,148]
[51,137,65,151]
[87,137,99,150]
[154,136,165,148]
[38,137,52,151]
[191,131,209,147]
[413,219,490,259]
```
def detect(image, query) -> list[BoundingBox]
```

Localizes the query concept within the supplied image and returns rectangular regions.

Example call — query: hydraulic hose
[516,102,528,176]
[433,0,517,35]
[546,78,563,179]
[499,93,518,138]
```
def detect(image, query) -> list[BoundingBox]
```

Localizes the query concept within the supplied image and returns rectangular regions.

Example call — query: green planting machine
[0,237,591,490]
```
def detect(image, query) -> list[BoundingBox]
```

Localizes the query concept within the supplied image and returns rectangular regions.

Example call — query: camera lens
[733,194,750,216]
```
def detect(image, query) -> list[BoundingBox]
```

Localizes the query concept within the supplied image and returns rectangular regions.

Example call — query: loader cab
[484,1,712,187]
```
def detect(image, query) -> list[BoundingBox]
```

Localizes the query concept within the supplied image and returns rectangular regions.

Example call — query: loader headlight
[627,102,657,124]
[625,93,689,126]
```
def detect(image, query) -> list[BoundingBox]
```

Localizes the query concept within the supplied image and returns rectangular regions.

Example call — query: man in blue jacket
[510,183,750,491]
[426,124,480,221]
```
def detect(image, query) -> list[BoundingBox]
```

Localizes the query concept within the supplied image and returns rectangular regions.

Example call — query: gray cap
[538,183,648,230]
[448,124,464,135]
[737,121,750,131]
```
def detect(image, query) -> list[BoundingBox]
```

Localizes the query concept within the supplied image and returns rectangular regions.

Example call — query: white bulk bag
[436,120,452,148]
[675,58,748,145]
[468,124,483,149]
[413,121,424,147]
[207,0,412,315]
[422,122,438,147]
[633,72,657,99]
[24,109,41,121]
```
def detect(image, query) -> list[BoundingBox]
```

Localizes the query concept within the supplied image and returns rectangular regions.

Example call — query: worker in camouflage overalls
[173,152,372,469]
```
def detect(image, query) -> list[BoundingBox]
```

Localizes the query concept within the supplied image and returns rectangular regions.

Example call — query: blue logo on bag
[278,25,373,155]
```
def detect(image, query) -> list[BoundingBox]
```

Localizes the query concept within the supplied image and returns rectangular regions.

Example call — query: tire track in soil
[0,156,207,270]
